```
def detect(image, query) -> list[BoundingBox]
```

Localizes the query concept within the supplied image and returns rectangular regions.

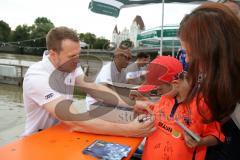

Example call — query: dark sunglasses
[174,71,188,80]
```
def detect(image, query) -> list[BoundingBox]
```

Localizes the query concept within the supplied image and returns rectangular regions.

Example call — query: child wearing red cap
[139,56,224,160]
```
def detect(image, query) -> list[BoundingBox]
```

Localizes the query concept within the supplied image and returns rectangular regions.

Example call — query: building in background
[137,25,180,56]
[137,25,180,48]
[112,16,180,56]
[112,15,145,47]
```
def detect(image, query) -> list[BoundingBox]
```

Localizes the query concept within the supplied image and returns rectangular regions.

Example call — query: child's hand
[134,100,154,115]
[129,90,148,101]
[184,132,202,148]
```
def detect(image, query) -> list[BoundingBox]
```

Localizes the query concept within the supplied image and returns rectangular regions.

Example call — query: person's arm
[129,90,149,101]
[43,96,156,137]
[126,71,138,85]
[198,135,218,146]
[68,116,155,137]
[183,120,224,148]
[184,134,218,148]
[76,75,154,115]
[75,75,129,106]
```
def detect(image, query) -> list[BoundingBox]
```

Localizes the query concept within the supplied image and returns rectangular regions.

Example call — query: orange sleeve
[194,146,207,160]
[198,98,225,142]
[202,121,225,142]
[194,122,224,160]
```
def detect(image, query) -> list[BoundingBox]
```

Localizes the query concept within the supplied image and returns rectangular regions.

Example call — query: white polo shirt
[125,62,147,85]
[22,56,83,136]
[85,61,126,107]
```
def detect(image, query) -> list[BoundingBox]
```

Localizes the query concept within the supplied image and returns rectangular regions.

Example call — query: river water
[0,53,39,146]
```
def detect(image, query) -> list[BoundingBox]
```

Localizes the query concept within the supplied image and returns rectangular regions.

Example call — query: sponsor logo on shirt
[159,121,173,133]
[158,121,181,139]
[45,93,54,100]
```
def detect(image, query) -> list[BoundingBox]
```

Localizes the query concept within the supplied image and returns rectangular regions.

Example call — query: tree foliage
[93,37,110,49]
[30,17,54,47]
[0,20,11,42]
[11,25,31,45]
[82,32,96,49]
[1,17,110,52]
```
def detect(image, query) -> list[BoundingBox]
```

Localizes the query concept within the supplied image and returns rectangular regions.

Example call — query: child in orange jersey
[138,56,224,160]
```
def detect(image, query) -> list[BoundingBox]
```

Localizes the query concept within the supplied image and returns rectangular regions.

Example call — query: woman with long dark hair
[178,2,240,159]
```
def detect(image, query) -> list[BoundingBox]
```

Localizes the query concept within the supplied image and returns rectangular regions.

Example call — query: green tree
[82,32,96,49]
[0,20,11,42]
[30,17,54,48]
[78,33,85,41]
[11,25,31,46]
[93,37,110,49]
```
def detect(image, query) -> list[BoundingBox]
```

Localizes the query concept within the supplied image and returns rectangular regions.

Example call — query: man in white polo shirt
[85,46,132,107]
[125,52,150,85]
[22,26,155,137]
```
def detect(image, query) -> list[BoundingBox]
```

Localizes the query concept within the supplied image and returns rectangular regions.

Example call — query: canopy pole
[160,0,165,55]
[172,37,175,57]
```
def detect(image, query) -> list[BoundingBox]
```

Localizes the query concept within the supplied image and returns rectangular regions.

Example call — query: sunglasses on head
[174,71,188,80]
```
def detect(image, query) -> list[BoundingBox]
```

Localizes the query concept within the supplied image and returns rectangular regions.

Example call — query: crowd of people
[22,1,240,160]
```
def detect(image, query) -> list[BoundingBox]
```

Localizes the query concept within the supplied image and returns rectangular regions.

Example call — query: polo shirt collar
[43,56,56,74]
[112,61,121,73]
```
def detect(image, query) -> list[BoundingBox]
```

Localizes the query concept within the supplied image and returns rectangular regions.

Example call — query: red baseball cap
[138,56,183,93]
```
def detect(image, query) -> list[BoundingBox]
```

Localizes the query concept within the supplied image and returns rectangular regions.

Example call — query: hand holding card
[175,120,201,143]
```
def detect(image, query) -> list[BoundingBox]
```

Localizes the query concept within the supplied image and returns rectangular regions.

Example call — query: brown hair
[224,0,240,7]
[179,2,240,121]
[224,0,240,18]
[46,26,79,53]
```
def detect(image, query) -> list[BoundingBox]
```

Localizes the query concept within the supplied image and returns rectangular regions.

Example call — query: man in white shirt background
[85,46,132,107]
[125,52,150,85]
[22,26,155,137]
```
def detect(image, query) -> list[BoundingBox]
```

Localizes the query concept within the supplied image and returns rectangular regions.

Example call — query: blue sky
[0,0,199,40]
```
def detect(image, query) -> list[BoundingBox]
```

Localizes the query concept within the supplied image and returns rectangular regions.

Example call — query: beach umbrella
[88,0,224,55]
